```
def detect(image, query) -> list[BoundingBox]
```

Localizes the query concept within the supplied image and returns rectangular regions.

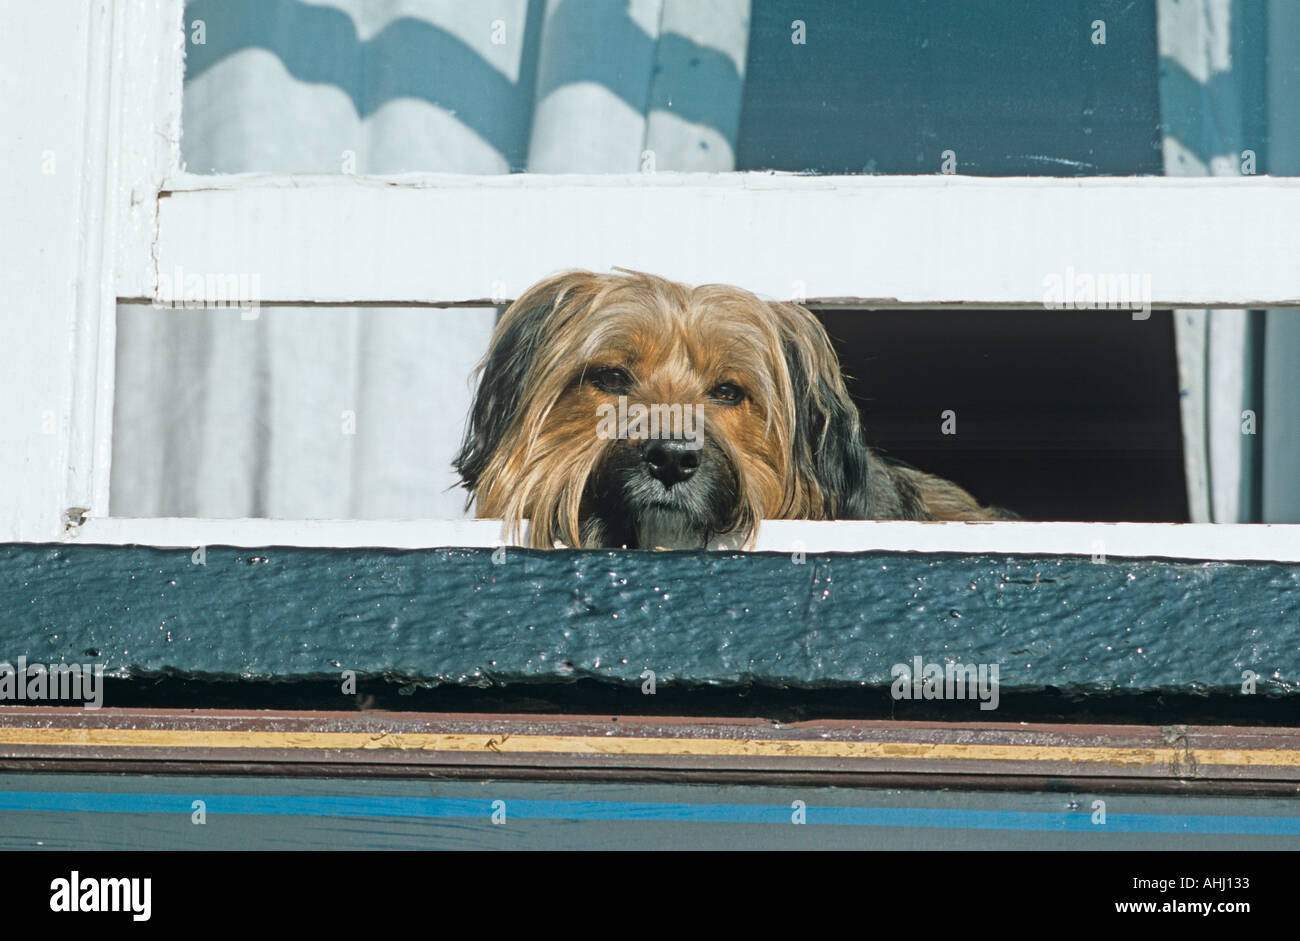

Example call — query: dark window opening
[817,308,1189,522]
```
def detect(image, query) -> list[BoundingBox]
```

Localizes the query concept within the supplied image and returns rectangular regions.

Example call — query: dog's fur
[455,270,1014,549]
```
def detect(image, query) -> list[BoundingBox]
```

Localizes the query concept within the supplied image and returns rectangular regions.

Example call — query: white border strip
[67,518,1300,562]
[152,174,1300,308]
[163,170,1300,193]
[63,0,117,526]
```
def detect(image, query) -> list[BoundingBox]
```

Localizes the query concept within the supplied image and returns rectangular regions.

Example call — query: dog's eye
[589,367,632,394]
[709,382,746,405]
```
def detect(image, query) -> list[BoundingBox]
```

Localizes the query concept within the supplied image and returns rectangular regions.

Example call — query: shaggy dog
[455,270,1013,549]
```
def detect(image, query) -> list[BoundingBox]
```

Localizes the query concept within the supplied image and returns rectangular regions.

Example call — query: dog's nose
[642,439,699,487]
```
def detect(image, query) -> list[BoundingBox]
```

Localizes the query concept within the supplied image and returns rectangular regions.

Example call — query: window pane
[180,0,1286,177]
[112,301,1200,524]
[111,303,493,519]
[737,0,1163,176]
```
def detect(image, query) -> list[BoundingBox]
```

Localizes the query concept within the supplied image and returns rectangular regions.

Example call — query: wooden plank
[77,0,185,523]
[112,0,185,299]
[2,544,1297,700]
[0,0,182,542]
[0,1,105,542]
[152,173,1300,307]
[1,710,1298,790]
[72,517,1300,563]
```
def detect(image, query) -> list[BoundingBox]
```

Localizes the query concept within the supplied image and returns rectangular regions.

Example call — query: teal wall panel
[1,545,1296,702]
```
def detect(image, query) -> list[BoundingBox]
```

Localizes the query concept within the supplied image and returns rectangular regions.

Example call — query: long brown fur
[455,271,1012,548]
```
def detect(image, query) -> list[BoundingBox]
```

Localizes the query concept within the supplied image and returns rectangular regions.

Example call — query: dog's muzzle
[588,432,736,550]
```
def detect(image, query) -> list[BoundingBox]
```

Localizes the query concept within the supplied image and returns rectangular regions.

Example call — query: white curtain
[111,0,751,518]
[1157,0,1300,522]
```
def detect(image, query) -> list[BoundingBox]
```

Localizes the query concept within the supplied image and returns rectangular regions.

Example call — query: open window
[17,0,1300,564]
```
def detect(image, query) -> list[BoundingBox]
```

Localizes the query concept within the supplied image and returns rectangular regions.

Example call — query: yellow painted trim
[1,727,1299,768]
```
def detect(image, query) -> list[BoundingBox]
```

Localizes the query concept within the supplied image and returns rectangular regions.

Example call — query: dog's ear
[772,302,875,519]
[453,271,597,495]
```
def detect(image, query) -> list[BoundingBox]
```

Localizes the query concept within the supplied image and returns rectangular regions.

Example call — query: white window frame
[10,0,1300,562]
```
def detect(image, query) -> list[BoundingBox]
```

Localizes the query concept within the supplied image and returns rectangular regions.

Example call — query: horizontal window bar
[142,175,1300,308]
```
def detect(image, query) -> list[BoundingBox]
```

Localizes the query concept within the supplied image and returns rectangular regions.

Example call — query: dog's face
[455,271,876,548]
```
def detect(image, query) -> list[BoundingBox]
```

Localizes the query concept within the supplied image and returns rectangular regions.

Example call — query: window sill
[61,517,1300,563]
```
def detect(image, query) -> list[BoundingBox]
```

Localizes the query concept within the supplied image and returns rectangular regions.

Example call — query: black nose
[642,439,700,487]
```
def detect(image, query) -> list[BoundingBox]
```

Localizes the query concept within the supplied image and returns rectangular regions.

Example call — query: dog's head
[454,270,875,548]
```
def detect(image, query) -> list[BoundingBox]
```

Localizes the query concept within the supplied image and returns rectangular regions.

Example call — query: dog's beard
[584,439,738,550]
